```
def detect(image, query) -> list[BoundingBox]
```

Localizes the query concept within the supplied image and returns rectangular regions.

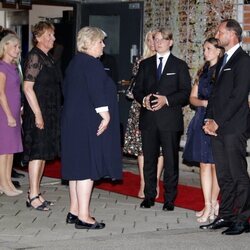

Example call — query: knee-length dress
[183,65,215,164]
[123,99,143,156]
[61,52,122,181]
[22,47,61,164]
[0,61,23,154]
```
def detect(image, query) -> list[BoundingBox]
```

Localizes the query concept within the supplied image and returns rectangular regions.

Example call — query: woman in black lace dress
[22,21,61,211]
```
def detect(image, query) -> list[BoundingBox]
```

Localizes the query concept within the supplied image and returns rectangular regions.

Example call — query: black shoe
[75,218,105,230]
[11,169,25,178]
[12,180,21,188]
[140,199,155,208]
[200,217,233,230]
[66,212,78,224]
[163,202,175,211]
[222,221,250,235]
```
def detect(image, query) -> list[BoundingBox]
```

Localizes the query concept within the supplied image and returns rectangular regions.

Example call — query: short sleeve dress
[183,65,215,164]
[22,47,61,164]
[0,61,23,154]
[61,52,122,181]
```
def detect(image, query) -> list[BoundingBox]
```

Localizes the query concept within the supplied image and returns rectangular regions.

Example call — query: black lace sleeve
[24,51,43,82]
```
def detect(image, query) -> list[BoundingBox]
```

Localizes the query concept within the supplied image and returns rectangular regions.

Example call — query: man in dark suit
[133,27,191,211]
[202,19,250,235]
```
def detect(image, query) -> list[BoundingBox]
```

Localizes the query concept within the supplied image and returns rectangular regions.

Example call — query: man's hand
[203,119,218,136]
[151,94,167,111]
[143,94,154,111]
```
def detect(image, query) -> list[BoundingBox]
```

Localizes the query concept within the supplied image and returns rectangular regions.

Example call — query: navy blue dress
[61,52,122,180]
[183,65,215,164]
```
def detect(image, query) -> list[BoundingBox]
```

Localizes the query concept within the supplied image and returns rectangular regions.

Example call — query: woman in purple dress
[183,38,224,222]
[0,34,23,196]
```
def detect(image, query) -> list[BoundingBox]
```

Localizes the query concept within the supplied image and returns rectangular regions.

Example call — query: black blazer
[206,47,250,135]
[133,54,191,131]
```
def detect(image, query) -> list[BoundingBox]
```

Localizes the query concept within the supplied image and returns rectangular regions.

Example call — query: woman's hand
[97,111,110,136]
[7,115,16,127]
[35,112,44,129]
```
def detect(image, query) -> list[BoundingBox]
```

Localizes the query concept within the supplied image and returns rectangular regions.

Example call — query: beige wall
[0,11,5,27]
[28,4,73,49]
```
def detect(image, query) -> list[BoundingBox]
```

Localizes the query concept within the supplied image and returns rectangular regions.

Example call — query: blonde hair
[155,27,173,41]
[77,26,106,53]
[142,29,157,59]
[0,34,21,64]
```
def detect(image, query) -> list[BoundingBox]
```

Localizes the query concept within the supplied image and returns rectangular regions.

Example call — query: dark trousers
[211,133,250,222]
[141,127,181,202]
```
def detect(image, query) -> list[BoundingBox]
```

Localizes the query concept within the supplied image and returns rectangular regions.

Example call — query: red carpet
[21,160,204,211]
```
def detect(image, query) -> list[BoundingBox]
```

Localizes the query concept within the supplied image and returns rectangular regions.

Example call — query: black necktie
[157,57,163,81]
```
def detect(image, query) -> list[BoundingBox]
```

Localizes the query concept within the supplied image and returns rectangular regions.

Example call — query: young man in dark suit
[202,19,250,235]
[133,28,191,211]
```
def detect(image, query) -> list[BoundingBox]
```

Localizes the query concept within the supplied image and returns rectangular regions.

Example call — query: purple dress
[0,61,23,154]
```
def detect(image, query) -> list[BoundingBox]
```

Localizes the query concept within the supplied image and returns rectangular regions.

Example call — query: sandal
[38,193,55,206]
[26,195,50,211]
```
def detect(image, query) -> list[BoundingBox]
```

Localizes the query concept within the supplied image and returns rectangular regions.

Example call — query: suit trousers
[211,133,250,222]
[141,126,181,202]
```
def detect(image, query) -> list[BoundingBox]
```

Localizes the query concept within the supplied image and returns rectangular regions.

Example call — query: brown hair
[194,37,224,85]
[32,21,55,46]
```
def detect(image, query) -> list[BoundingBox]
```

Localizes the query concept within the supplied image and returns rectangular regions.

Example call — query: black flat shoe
[163,202,175,211]
[75,218,105,230]
[140,199,155,208]
[11,169,25,178]
[222,221,250,235]
[199,217,232,230]
[12,180,21,188]
[66,212,78,224]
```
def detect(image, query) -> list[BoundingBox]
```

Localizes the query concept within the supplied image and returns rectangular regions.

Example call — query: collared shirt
[225,43,240,63]
[156,51,170,74]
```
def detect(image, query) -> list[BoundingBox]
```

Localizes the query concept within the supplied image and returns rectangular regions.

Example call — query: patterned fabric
[123,100,143,156]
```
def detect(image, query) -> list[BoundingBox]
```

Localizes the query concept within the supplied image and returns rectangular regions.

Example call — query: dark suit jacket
[206,47,250,135]
[133,54,191,132]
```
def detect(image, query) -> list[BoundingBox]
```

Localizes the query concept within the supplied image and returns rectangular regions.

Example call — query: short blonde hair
[0,34,20,64]
[77,26,106,53]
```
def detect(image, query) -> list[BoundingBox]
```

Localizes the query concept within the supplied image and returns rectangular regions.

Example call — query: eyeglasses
[154,38,170,43]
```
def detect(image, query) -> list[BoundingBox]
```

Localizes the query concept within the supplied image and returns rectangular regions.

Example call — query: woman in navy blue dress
[61,27,122,230]
[183,38,224,223]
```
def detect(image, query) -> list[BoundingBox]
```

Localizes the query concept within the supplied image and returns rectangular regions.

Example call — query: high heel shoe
[210,200,219,220]
[13,189,23,194]
[196,208,204,217]
[26,195,50,211]
[0,187,20,196]
[197,203,212,223]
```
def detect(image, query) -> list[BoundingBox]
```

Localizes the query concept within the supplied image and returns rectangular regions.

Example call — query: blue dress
[183,65,215,164]
[61,52,122,181]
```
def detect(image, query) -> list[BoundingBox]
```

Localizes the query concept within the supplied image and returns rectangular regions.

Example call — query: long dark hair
[194,37,224,85]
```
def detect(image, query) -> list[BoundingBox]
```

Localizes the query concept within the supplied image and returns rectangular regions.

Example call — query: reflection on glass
[89,15,120,55]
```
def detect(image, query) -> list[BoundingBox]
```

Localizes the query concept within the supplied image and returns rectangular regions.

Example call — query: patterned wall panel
[141,0,237,139]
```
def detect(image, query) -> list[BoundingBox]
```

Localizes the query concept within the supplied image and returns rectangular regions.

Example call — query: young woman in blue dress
[183,37,224,223]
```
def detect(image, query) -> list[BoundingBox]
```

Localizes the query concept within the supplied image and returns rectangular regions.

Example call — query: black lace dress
[22,47,61,164]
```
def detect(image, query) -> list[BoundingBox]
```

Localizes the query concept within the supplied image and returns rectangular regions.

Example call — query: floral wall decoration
[142,0,237,139]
